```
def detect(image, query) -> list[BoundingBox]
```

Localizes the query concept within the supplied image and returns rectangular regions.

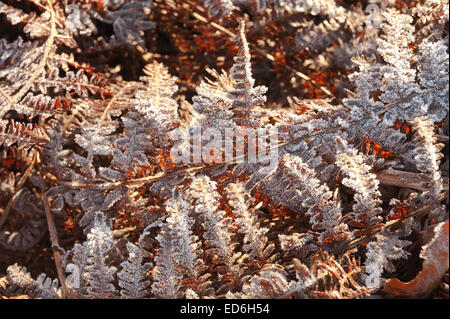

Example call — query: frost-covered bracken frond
[295,16,343,52]
[64,0,155,48]
[4,264,61,299]
[413,0,449,38]
[152,190,211,298]
[151,212,183,297]
[376,10,423,125]
[363,228,412,289]
[151,226,183,298]
[118,242,152,299]
[239,267,292,299]
[412,117,445,201]
[340,8,448,175]
[203,0,347,18]
[191,69,235,129]
[202,0,235,18]
[272,0,347,18]
[0,120,49,150]
[417,38,449,120]
[82,212,118,298]
[264,153,349,246]
[0,2,53,39]
[188,176,242,293]
[411,117,446,222]
[190,23,266,129]
[343,56,384,123]
[45,62,181,231]
[189,177,239,260]
[66,242,89,297]
[345,9,448,128]
[228,21,267,124]
[106,62,181,200]
[101,62,179,179]
[225,182,272,260]
[0,37,108,123]
[335,137,382,230]
[133,62,180,146]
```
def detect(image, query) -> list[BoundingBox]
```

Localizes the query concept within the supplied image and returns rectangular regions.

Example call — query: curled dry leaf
[383,221,449,298]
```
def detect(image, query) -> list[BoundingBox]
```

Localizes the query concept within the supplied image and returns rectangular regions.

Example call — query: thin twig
[376,168,449,192]
[42,192,72,299]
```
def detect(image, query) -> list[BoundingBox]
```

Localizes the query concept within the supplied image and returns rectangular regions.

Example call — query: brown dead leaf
[383,221,449,298]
